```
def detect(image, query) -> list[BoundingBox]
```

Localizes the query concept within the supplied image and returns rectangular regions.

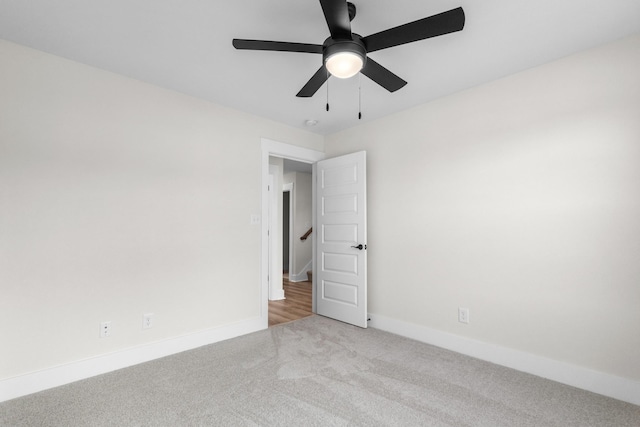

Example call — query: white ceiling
[1,0,639,135]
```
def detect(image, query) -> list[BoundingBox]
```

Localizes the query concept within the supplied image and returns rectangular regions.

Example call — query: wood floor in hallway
[268,274,313,327]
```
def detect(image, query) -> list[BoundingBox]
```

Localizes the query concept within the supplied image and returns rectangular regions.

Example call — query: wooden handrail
[300,227,313,241]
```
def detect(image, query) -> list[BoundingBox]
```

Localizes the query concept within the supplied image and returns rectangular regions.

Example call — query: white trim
[289,259,313,282]
[368,313,640,406]
[268,166,285,301]
[311,163,317,313]
[261,139,325,327]
[0,316,263,403]
[283,182,294,278]
[261,139,326,164]
[270,290,286,300]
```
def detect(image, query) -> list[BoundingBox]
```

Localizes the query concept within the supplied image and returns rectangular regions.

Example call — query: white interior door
[315,151,367,328]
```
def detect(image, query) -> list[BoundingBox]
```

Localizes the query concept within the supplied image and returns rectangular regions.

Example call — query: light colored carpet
[1,315,638,426]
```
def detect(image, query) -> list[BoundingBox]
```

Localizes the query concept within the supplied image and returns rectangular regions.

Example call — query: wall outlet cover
[458,307,470,324]
[143,313,154,329]
[100,321,112,338]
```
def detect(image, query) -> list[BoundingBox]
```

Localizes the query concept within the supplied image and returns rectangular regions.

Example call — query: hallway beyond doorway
[268,273,312,327]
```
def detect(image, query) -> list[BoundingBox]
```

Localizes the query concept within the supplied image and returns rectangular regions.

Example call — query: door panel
[316,151,367,328]
[322,281,358,305]
[322,224,358,243]
[322,194,358,215]
[323,252,358,274]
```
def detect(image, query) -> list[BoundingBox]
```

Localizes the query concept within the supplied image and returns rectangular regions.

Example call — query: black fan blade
[233,39,323,54]
[361,58,407,92]
[296,66,329,97]
[319,0,351,39]
[362,7,465,53]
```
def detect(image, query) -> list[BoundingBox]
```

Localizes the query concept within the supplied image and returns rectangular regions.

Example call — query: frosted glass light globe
[325,51,364,79]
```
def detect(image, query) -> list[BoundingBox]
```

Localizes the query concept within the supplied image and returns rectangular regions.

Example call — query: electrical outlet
[100,321,112,338]
[458,307,470,324]
[143,313,154,329]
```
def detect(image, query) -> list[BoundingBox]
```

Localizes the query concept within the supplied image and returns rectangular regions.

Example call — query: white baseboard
[269,289,286,300]
[368,313,640,406]
[288,272,308,282]
[0,316,264,403]
[289,260,312,282]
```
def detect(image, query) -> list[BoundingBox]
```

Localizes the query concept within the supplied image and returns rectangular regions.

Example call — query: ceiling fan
[232,0,465,98]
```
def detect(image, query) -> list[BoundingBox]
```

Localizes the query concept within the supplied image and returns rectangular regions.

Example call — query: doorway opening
[261,140,368,329]
[261,139,325,328]
[268,159,313,327]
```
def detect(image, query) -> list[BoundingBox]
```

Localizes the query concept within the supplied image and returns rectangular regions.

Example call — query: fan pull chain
[358,73,362,120]
[326,70,330,112]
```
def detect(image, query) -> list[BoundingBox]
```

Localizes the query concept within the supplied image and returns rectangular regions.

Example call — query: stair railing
[300,227,313,241]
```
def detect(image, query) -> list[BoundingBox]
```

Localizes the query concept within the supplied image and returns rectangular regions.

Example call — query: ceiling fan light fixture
[326,51,364,79]
[323,38,367,79]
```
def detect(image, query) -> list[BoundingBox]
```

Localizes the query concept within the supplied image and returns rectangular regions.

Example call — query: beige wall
[325,34,640,381]
[0,39,322,379]
[2,31,639,397]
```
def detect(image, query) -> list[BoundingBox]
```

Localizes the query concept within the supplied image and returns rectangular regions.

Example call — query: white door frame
[283,182,294,277]
[268,167,285,301]
[261,138,325,328]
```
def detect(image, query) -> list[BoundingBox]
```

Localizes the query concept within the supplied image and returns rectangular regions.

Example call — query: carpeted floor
[1,315,639,426]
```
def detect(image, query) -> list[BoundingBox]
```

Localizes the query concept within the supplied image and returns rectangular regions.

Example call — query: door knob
[351,244,366,250]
